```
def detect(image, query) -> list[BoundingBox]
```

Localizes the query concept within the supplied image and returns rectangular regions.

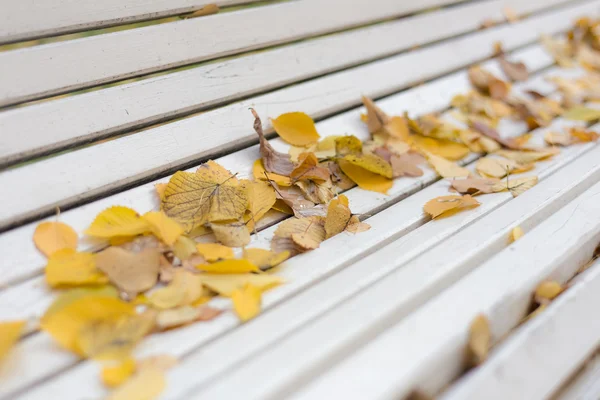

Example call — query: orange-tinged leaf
[76,311,156,360]
[199,274,283,297]
[85,206,150,239]
[271,112,320,146]
[338,159,393,194]
[142,211,183,246]
[569,127,600,142]
[385,116,410,140]
[495,148,559,164]
[426,153,470,178]
[33,221,78,257]
[41,295,136,354]
[252,159,292,186]
[343,153,393,178]
[232,284,262,322]
[156,305,222,330]
[423,195,480,219]
[195,243,234,262]
[154,183,167,201]
[197,259,260,274]
[106,364,166,400]
[45,249,108,287]
[271,216,326,254]
[325,195,352,239]
[409,136,469,161]
[147,269,205,309]
[162,161,249,232]
[95,247,161,296]
[101,358,136,388]
[242,248,290,270]
[467,314,491,366]
[475,156,518,178]
[0,320,25,361]
[290,152,331,182]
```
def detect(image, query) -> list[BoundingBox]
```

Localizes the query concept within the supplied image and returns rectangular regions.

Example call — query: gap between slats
[0,0,594,232]
[0,0,547,168]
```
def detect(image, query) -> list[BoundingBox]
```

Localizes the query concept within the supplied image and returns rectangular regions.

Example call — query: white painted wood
[0,43,556,293]
[0,0,591,230]
[0,0,261,45]
[7,72,591,400]
[0,0,538,166]
[552,351,600,400]
[288,181,600,400]
[0,49,560,398]
[0,0,467,106]
[440,260,600,400]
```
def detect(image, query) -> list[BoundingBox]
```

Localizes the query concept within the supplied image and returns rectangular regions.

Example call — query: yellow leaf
[85,206,150,239]
[195,243,234,262]
[232,284,262,322]
[426,152,470,178]
[423,195,480,219]
[41,295,136,354]
[209,220,251,247]
[142,211,183,246]
[154,183,167,201]
[242,248,290,270]
[409,136,469,161]
[544,131,572,146]
[172,236,198,261]
[563,106,600,121]
[509,226,524,243]
[197,259,260,274]
[495,148,559,164]
[76,311,156,360]
[338,159,393,194]
[106,365,166,400]
[0,321,25,361]
[95,247,161,296]
[252,159,292,187]
[467,314,491,367]
[33,221,78,257]
[325,195,352,239]
[271,216,326,254]
[162,160,249,232]
[569,127,600,143]
[271,112,320,146]
[343,154,393,178]
[335,135,363,156]
[45,249,108,288]
[156,305,222,330]
[346,215,371,234]
[385,116,410,140]
[535,281,563,303]
[475,156,518,178]
[492,176,538,197]
[242,180,277,224]
[43,286,119,320]
[450,178,499,195]
[147,269,204,309]
[101,358,136,388]
[200,274,283,297]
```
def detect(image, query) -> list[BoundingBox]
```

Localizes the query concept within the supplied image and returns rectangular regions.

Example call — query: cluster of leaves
[4,18,600,398]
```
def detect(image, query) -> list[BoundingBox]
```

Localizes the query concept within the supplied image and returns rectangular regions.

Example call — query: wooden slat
[288,176,600,400]
[162,125,600,400]
[0,0,541,167]
[441,260,600,400]
[0,0,261,45]
[552,350,600,400]
[4,67,590,399]
[0,46,558,398]
[0,0,467,106]
[0,0,592,231]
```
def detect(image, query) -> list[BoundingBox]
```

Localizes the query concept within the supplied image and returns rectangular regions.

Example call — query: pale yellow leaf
[45,249,108,287]
[147,269,204,309]
[33,221,78,257]
[232,284,262,322]
[475,156,518,178]
[252,159,292,187]
[563,106,600,121]
[535,281,563,303]
[142,211,183,246]
[467,314,491,367]
[101,358,136,388]
[495,148,559,164]
[95,247,161,296]
[106,365,166,400]
[172,236,198,261]
[209,220,251,247]
[450,178,499,195]
[492,176,538,197]
[195,243,234,262]
[200,274,283,297]
[242,180,277,224]
[156,305,222,330]
[0,321,25,361]
[86,206,150,239]
[271,112,320,146]
[509,226,524,243]
[426,152,470,178]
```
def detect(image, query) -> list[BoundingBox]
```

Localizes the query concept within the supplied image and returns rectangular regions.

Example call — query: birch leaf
[563,106,600,121]
[232,284,262,322]
[141,211,183,246]
[495,149,559,164]
[338,159,393,194]
[242,248,290,270]
[335,135,363,156]
[243,180,277,224]
[475,156,518,178]
[162,161,249,232]
[196,259,260,274]
[0,321,25,361]
[147,270,205,309]
[325,195,352,239]
[33,221,78,257]
[409,135,470,161]
[343,153,393,178]
[209,220,251,247]
[467,314,491,367]
[195,243,234,262]
[426,153,470,178]
[290,152,331,182]
[95,247,161,296]
[86,206,150,239]
[492,176,538,197]
[251,108,295,175]
[252,159,292,187]
[46,249,108,287]
[424,195,480,219]
[200,274,283,297]
[101,357,136,388]
[271,112,320,146]
[509,226,524,243]
[450,178,499,195]
[272,216,326,254]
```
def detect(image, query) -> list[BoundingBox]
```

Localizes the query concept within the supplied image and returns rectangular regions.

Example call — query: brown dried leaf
[362,96,390,134]
[251,108,295,175]
[271,216,326,255]
[290,152,331,182]
[390,153,424,178]
[95,247,161,296]
[499,56,529,81]
[470,120,521,149]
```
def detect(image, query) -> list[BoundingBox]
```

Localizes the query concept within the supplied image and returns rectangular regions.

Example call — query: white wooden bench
[2,0,600,398]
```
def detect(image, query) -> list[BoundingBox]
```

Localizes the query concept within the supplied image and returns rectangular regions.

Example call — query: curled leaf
[251,108,295,175]
[33,221,78,257]
[271,216,326,254]
[424,195,480,219]
[141,211,183,246]
[252,159,292,187]
[534,281,564,304]
[509,226,524,243]
[324,195,352,239]
[362,96,390,134]
[271,112,320,146]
